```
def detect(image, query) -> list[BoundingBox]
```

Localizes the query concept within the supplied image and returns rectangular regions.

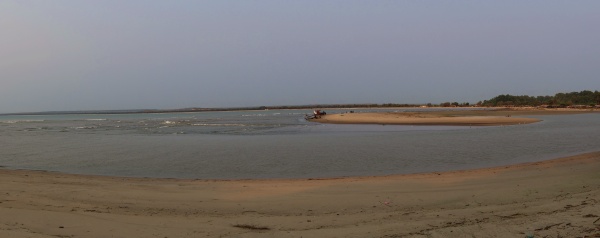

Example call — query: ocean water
[1,109,599,179]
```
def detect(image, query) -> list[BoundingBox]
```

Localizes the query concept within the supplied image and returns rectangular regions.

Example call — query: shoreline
[2,152,600,237]
[0,150,596,182]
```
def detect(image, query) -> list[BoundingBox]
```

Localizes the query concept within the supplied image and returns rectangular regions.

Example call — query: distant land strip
[1,90,598,116]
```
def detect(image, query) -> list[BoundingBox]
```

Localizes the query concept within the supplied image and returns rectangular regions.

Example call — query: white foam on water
[0,120,45,124]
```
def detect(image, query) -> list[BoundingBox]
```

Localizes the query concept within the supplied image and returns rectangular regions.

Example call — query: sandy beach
[1,151,599,237]
[310,108,598,126]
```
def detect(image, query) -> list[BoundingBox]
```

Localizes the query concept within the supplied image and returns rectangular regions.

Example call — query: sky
[1,1,599,113]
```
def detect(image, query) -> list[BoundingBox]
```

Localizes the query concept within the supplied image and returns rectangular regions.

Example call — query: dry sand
[310,108,598,126]
[1,152,599,237]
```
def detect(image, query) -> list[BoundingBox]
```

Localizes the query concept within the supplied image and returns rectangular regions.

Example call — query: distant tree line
[479,90,600,107]
[439,102,471,107]
[6,90,599,116]
[260,103,422,110]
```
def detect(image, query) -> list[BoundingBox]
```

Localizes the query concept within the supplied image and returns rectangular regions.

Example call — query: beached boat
[305,110,326,120]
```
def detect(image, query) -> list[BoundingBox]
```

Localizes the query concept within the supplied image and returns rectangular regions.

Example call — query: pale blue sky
[1,1,599,113]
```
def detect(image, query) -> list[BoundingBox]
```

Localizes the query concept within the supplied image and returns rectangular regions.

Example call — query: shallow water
[1,109,599,179]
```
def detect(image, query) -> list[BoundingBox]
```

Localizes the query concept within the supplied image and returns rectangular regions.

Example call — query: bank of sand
[310,108,598,126]
[1,152,599,237]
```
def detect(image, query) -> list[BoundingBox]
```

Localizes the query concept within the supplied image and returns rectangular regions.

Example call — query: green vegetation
[480,90,600,107]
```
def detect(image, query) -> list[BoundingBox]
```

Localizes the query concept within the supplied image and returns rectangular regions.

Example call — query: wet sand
[310,108,598,126]
[1,152,599,237]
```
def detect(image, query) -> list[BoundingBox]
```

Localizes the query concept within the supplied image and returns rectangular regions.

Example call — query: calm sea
[1,108,599,179]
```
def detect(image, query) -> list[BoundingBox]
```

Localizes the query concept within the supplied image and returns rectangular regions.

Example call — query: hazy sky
[1,1,599,113]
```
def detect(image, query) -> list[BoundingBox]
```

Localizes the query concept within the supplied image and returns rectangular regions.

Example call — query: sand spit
[1,152,600,237]
[310,108,599,126]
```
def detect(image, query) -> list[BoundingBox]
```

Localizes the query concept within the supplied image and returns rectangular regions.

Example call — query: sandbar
[1,151,599,237]
[310,108,598,126]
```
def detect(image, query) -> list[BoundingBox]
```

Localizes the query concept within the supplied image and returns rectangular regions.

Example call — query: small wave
[85,119,107,121]
[74,126,97,129]
[192,123,248,127]
[1,120,45,124]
